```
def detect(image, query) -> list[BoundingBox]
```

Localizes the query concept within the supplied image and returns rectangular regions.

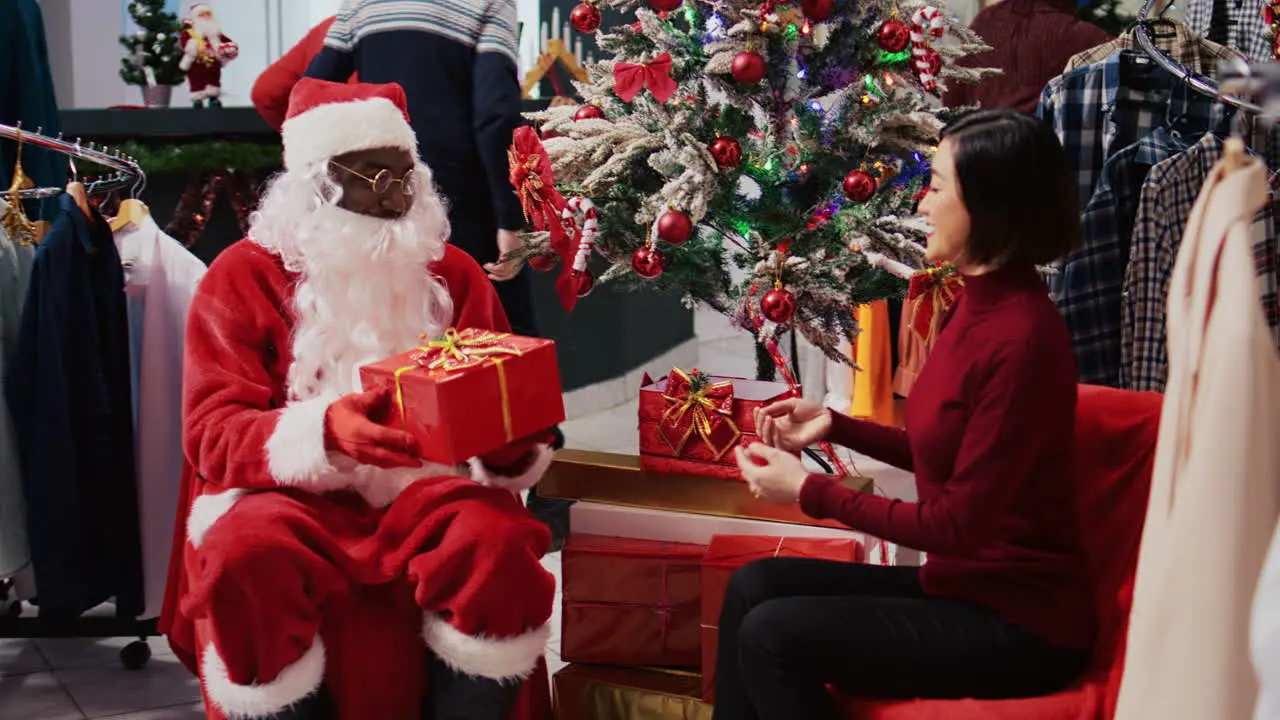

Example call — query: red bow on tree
[507,126,572,266]
[613,52,678,103]
[906,264,965,346]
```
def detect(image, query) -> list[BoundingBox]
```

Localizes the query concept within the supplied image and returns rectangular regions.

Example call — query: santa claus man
[179,2,238,108]
[168,78,556,719]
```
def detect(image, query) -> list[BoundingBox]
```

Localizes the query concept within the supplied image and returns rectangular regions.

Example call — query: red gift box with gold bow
[638,368,795,481]
[358,327,565,466]
[700,535,864,701]
[561,534,706,668]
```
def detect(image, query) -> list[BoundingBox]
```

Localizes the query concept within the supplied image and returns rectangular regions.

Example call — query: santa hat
[188,2,212,16]
[281,78,419,171]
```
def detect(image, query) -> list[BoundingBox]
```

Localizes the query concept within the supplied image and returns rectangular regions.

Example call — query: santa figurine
[179,2,238,108]
[160,78,557,720]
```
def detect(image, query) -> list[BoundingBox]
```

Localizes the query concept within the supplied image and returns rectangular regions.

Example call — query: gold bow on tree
[659,367,741,460]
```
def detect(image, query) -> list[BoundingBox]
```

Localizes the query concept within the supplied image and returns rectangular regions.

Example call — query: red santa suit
[179,4,237,101]
[159,79,556,719]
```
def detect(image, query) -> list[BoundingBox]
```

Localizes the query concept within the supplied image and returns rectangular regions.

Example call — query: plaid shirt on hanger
[1186,0,1271,61]
[1063,127,1189,386]
[1254,192,1280,347]
[1063,19,1247,75]
[1123,133,1223,391]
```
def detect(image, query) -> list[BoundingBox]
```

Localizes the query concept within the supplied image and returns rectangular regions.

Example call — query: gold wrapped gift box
[541,449,873,530]
[553,664,712,720]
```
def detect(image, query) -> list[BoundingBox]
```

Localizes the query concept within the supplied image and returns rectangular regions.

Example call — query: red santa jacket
[252,17,357,131]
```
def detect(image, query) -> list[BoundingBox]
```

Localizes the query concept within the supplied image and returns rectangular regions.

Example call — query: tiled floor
[1,308,901,718]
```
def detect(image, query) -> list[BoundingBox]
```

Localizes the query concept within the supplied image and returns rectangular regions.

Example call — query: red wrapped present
[562,534,705,668]
[700,535,863,701]
[359,327,565,466]
[639,367,795,480]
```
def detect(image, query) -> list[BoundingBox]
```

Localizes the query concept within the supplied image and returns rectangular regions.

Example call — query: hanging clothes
[1186,0,1270,60]
[0,197,33,578]
[0,0,65,221]
[942,0,1113,113]
[1253,518,1280,720]
[849,300,895,426]
[114,213,206,619]
[891,300,925,397]
[3,194,144,619]
[1115,152,1280,720]
[1064,18,1246,75]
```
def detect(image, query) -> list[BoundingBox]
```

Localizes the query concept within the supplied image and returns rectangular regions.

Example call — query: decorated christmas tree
[511,0,992,362]
[119,0,186,87]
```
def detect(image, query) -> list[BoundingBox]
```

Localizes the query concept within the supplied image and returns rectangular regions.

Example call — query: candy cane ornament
[909,6,945,92]
[561,196,598,297]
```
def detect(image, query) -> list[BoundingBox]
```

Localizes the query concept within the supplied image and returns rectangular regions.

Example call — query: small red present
[359,327,565,466]
[561,534,705,668]
[638,367,795,481]
[700,535,863,701]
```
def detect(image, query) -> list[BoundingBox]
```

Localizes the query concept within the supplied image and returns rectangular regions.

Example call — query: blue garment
[305,0,525,231]
[3,196,144,619]
[0,0,66,221]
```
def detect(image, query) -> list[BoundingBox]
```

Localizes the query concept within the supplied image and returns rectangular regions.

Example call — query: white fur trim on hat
[201,635,326,718]
[422,614,550,684]
[282,97,419,170]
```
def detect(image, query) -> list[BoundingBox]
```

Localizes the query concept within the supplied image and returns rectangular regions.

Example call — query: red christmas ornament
[709,136,743,169]
[760,286,796,324]
[574,104,606,121]
[648,0,683,11]
[631,245,666,278]
[800,0,834,21]
[529,253,558,272]
[571,269,595,297]
[731,51,766,85]
[877,17,911,53]
[843,169,877,202]
[570,2,602,33]
[656,209,692,245]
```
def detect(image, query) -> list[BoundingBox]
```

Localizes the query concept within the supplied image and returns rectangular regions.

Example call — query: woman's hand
[754,397,832,452]
[736,443,809,503]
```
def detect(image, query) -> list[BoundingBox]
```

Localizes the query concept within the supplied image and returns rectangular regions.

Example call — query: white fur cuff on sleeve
[467,444,553,494]
[265,393,341,487]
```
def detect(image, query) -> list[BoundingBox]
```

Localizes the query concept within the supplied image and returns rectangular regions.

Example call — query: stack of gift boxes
[362,328,894,718]
[543,367,886,719]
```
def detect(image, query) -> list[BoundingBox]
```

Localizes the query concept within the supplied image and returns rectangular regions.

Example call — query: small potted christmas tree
[119,0,186,107]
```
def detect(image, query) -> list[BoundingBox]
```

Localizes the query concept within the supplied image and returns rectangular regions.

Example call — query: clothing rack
[0,121,156,669]
[0,120,144,198]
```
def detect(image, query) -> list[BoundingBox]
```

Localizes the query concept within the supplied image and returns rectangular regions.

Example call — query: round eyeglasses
[330,161,415,196]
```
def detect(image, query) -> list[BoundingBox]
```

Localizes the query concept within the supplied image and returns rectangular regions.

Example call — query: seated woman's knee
[738,599,799,662]
[726,558,795,609]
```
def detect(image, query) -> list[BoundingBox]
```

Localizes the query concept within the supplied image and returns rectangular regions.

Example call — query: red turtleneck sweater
[799,264,1095,652]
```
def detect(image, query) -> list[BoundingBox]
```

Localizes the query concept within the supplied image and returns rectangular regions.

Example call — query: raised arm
[801,337,1064,554]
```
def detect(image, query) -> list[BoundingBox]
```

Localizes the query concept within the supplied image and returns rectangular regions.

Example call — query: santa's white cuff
[202,635,325,719]
[265,393,341,487]
[467,444,554,494]
[421,613,550,684]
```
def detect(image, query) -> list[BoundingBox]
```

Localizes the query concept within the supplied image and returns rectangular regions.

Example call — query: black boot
[192,99,204,109]
[424,656,522,720]
[209,96,223,108]
[260,685,337,720]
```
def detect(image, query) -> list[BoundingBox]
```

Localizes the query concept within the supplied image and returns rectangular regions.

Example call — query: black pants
[712,558,1088,720]
[447,214,539,337]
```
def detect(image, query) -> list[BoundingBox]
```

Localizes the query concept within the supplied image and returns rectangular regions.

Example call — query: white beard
[248,163,454,403]
[192,17,222,44]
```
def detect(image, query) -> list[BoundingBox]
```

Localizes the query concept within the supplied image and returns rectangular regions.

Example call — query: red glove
[324,388,421,469]
[478,428,557,473]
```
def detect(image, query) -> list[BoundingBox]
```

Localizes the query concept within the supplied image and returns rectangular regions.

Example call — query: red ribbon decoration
[613,51,678,103]
[658,367,742,460]
[507,126,573,269]
[906,264,965,346]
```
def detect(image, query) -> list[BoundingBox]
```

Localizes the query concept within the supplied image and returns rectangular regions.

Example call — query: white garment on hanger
[1253,520,1280,720]
[1115,156,1280,720]
[0,198,34,579]
[114,214,206,618]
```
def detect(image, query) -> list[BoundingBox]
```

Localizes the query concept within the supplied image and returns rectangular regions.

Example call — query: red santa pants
[185,476,554,718]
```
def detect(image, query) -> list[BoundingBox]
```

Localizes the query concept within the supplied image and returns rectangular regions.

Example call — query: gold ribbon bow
[393,328,525,442]
[658,367,741,460]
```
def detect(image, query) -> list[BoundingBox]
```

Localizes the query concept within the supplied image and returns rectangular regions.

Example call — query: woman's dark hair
[939,109,1079,267]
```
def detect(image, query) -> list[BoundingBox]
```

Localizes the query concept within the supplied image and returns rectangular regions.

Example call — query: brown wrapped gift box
[562,534,706,668]
[552,664,712,720]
